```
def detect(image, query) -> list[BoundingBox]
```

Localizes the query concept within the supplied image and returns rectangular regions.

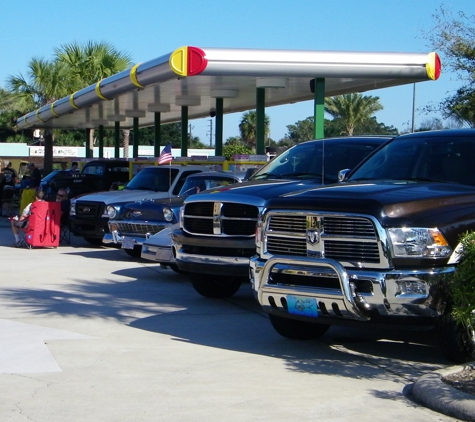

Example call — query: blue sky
[1,0,472,142]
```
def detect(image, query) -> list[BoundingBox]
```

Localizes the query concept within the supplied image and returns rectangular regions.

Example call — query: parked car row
[68,130,475,364]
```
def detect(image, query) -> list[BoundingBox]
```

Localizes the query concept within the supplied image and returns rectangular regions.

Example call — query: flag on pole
[158,143,173,165]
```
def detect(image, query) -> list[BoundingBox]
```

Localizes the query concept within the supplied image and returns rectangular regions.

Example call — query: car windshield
[251,139,384,184]
[179,175,239,196]
[349,135,475,186]
[125,167,180,192]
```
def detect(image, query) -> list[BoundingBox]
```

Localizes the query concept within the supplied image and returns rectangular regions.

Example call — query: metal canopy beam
[17,47,441,134]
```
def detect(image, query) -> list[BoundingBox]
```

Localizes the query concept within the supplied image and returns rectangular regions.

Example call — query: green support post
[114,121,120,158]
[215,98,223,156]
[181,106,188,158]
[256,88,265,154]
[133,117,139,158]
[314,78,325,139]
[85,128,92,158]
[154,112,161,157]
[98,125,104,158]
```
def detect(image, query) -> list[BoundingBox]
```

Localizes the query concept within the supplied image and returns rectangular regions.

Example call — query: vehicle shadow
[0,262,451,384]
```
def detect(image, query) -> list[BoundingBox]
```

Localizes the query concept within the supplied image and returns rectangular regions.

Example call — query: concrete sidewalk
[0,217,471,421]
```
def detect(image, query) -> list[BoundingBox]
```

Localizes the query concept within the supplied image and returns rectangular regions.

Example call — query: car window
[126,167,180,192]
[350,136,475,185]
[172,171,203,195]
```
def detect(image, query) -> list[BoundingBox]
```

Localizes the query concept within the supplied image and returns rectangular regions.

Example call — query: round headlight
[163,207,174,222]
[107,205,117,219]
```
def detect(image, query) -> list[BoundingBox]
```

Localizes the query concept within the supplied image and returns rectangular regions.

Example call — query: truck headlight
[70,202,76,216]
[163,207,174,222]
[106,205,118,219]
[179,206,185,228]
[388,228,451,258]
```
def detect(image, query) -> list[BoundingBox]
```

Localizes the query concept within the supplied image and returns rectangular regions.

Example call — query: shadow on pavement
[0,259,451,386]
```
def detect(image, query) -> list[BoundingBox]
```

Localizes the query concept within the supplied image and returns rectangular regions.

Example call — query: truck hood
[268,180,475,225]
[185,179,319,206]
[118,197,184,220]
[74,189,177,204]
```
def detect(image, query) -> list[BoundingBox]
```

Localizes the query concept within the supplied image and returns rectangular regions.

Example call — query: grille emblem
[306,230,320,245]
[82,207,91,212]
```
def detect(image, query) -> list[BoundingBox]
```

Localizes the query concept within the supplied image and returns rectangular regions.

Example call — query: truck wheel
[190,274,242,298]
[269,314,330,340]
[124,245,142,258]
[169,265,187,275]
[84,237,103,245]
[436,313,475,363]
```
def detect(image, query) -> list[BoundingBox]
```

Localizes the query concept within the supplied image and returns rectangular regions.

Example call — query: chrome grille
[265,213,381,263]
[183,201,259,236]
[76,201,103,218]
[116,222,161,235]
[268,215,306,232]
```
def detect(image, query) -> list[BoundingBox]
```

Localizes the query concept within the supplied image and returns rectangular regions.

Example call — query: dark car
[40,159,131,201]
[172,135,392,298]
[104,171,245,258]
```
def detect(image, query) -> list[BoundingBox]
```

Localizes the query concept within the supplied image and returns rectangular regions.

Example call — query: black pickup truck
[251,129,475,363]
[172,136,390,298]
[40,159,130,200]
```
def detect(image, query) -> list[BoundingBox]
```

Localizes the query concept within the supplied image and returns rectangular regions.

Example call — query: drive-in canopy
[16,46,441,131]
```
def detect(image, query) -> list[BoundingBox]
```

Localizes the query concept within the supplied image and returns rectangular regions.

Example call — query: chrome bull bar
[258,255,370,321]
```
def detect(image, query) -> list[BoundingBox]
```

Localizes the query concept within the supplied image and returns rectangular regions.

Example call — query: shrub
[451,231,475,329]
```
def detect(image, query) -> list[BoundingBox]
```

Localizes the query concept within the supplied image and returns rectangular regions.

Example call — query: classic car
[104,171,245,258]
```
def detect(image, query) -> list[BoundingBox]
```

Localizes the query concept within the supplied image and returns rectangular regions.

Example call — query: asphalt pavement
[0,216,473,421]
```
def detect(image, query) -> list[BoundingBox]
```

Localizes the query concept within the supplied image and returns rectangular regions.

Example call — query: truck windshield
[125,167,179,192]
[350,136,475,186]
[251,139,383,184]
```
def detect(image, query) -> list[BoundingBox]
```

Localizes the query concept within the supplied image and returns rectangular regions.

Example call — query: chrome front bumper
[103,222,170,246]
[250,255,456,320]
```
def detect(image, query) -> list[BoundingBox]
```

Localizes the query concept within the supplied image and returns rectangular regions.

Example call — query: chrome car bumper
[103,222,171,246]
[250,255,456,321]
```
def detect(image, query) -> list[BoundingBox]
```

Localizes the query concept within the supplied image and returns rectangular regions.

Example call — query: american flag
[158,143,173,165]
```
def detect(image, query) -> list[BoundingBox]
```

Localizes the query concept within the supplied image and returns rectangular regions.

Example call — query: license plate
[122,236,136,250]
[286,295,318,317]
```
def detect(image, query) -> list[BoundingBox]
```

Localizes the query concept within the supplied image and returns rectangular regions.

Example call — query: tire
[190,274,242,298]
[169,264,187,275]
[436,313,475,363]
[84,237,103,245]
[269,314,330,340]
[124,245,142,258]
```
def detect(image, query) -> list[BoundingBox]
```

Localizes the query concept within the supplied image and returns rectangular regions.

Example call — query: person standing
[24,163,41,188]
[1,161,18,217]
[70,162,79,173]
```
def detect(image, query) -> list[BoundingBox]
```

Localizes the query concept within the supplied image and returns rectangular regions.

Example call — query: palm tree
[6,58,70,113]
[6,59,72,171]
[324,93,383,136]
[55,41,132,89]
[239,110,270,151]
[55,41,133,159]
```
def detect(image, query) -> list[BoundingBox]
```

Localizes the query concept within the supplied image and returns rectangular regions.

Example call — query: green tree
[222,140,252,160]
[324,93,383,136]
[55,41,132,90]
[239,110,270,151]
[6,59,71,170]
[6,58,70,112]
[55,41,133,161]
[286,117,315,144]
[424,7,475,127]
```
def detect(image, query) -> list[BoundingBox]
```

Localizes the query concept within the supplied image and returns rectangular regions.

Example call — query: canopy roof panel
[17,46,441,130]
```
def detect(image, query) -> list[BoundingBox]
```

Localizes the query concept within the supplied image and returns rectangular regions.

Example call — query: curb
[412,363,475,422]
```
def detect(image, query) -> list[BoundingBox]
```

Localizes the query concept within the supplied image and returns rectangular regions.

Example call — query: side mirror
[338,169,351,182]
